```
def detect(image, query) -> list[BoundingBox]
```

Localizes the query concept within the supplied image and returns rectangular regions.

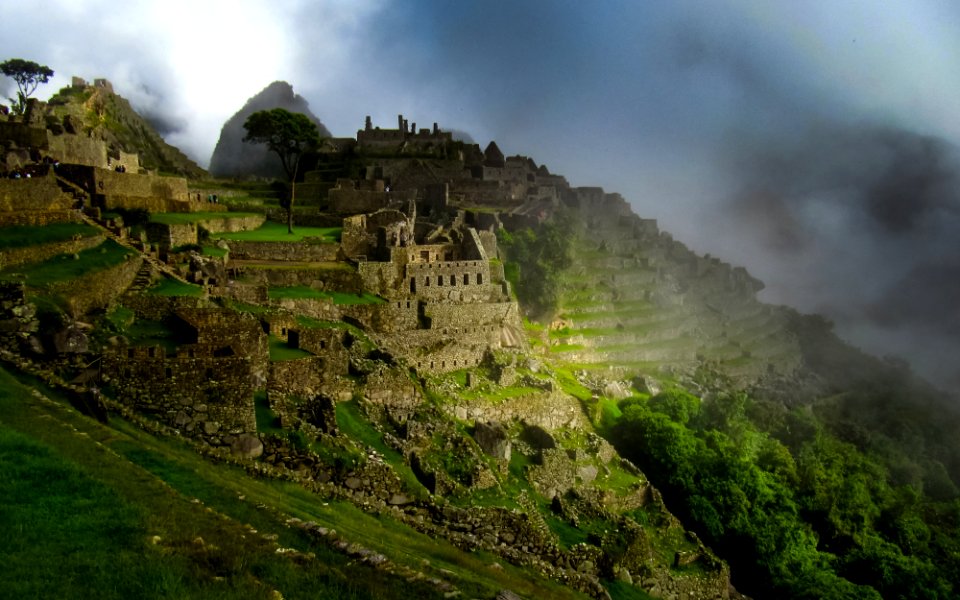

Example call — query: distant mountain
[208,81,331,179]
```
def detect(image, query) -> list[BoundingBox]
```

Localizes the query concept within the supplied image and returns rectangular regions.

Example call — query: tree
[1,58,54,116]
[242,108,321,233]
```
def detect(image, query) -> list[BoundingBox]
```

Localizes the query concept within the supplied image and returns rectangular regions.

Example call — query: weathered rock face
[208,81,331,179]
[473,420,511,460]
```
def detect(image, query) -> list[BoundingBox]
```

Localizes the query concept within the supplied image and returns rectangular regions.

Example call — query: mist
[2,0,959,387]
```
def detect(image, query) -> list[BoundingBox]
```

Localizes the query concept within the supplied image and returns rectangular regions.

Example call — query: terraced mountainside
[542,195,800,384]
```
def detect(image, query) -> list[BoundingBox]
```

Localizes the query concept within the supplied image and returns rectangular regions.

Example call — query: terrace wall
[47,253,142,316]
[0,234,104,270]
[228,240,342,262]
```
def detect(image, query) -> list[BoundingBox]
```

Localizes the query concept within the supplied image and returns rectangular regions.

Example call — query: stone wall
[0,209,79,227]
[94,168,188,202]
[0,234,104,270]
[121,293,212,321]
[294,327,350,375]
[0,172,72,212]
[146,222,198,249]
[102,348,258,444]
[268,357,327,402]
[233,264,363,291]
[48,254,142,316]
[369,300,420,333]
[357,260,403,297]
[328,179,389,214]
[47,132,109,167]
[199,214,264,233]
[425,301,518,329]
[448,389,589,431]
[0,121,49,149]
[229,240,342,262]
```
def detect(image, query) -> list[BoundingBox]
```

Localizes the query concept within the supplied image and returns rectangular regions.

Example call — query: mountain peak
[208,81,331,179]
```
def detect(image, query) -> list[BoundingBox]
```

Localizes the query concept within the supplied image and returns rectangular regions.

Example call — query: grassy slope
[0,367,586,600]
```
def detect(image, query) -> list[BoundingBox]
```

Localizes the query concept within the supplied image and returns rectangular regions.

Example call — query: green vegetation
[268,286,383,305]
[243,108,323,233]
[210,222,341,243]
[0,223,100,249]
[606,388,960,599]
[0,368,442,599]
[335,400,427,498]
[201,245,228,258]
[1,58,53,114]
[0,239,132,286]
[268,335,313,361]
[498,211,574,320]
[147,278,204,297]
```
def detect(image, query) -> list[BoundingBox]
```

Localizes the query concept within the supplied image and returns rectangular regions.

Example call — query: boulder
[230,433,264,459]
[473,421,511,460]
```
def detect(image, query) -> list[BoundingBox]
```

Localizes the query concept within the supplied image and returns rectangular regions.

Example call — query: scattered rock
[230,433,264,459]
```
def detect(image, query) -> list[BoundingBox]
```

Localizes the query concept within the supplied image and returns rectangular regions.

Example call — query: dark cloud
[713,119,960,388]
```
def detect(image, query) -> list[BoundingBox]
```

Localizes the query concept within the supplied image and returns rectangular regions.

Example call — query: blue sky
[3,0,960,387]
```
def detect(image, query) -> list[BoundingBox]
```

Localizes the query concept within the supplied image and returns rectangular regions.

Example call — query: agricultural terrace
[210,222,341,243]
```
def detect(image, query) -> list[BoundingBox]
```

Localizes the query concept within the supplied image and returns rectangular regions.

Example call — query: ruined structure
[102,308,268,452]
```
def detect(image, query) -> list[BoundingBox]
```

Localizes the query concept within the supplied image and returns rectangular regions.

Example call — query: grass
[0,223,100,249]
[606,579,658,600]
[254,391,283,434]
[149,212,261,225]
[0,366,589,599]
[201,245,228,258]
[334,400,427,498]
[147,278,205,297]
[122,318,181,355]
[268,335,313,361]
[0,239,133,287]
[459,384,543,404]
[552,367,593,401]
[210,222,341,243]
[268,286,384,305]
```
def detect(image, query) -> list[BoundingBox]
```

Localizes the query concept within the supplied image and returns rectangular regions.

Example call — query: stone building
[102,308,268,446]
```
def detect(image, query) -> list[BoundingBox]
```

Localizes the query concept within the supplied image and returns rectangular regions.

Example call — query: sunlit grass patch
[268,335,313,361]
[0,239,133,287]
[210,221,341,243]
[0,222,100,249]
[146,278,204,297]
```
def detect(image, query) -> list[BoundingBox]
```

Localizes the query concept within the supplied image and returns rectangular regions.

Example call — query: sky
[3,0,960,388]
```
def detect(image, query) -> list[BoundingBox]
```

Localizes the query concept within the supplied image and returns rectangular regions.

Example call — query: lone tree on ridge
[1,58,54,116]
[242,108,322,233]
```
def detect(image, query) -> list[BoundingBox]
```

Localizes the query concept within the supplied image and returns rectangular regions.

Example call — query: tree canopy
[242,108,321,181]
[1,58,54,115]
